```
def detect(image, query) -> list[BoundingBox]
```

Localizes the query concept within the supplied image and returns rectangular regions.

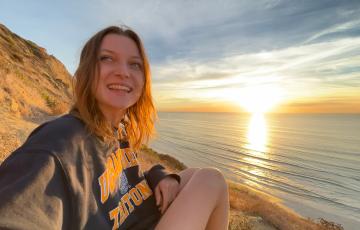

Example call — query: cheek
[133,73,145,91]
[92,72,105,100]
[98,67,108,82]
[93,85,102,103]
[140,77,145,90]
[138,78,145,96]
[96,70,111,95]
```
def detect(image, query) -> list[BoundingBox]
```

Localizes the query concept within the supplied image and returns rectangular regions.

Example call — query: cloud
[152,36,360,106]
[96,1,360,60]
[304,19,360,43]
[1,0,359,112]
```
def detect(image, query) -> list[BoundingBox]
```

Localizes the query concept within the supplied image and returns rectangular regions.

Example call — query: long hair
[72,26,156,150]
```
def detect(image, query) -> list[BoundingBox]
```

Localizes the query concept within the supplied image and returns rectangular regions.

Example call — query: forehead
[100,33,141,57]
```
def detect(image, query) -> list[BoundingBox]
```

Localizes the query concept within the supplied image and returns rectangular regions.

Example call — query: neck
[98,105,126,127]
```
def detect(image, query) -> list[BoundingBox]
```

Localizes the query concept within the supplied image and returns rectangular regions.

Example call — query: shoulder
[10,114,108,172]
[1,148,61,181]
[29,114,86,140]
[15,114,92,159]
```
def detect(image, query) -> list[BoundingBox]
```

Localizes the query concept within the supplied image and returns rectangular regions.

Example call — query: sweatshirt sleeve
[0,151,70,230]
[143,164,181,191]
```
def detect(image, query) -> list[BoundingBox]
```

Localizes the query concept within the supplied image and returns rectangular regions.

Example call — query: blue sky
[1,0,359,113]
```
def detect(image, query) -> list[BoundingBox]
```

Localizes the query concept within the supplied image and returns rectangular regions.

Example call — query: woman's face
[94,34,145,121]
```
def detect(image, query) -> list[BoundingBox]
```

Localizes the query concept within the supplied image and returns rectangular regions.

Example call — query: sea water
[149,112,360,229]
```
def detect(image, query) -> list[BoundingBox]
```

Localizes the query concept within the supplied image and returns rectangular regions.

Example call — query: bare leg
[155,168,229,230]
[205,181,229,230]
[178,168,200,191]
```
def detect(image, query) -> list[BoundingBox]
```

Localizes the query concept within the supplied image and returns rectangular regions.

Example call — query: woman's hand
[154,176,180,214]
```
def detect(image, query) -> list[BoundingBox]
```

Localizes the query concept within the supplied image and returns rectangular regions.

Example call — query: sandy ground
[0,108,55,162]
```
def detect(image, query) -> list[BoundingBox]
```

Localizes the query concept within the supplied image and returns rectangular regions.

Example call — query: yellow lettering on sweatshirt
[118,199,128,225]
[129,188,142,206]
[98,171,109,204]
[108,179,153,228]
[121,193,134,213]
[107,157,116,194]
[136,179,152,200]
[99,147,131,204]
[123,149,137,168]
[109,207,120,230]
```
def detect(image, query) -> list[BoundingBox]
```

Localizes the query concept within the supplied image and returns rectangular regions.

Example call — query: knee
[196,167,228,192]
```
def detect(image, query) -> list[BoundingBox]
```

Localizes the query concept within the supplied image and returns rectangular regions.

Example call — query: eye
[99,55,113,62]
[130,62,143,70]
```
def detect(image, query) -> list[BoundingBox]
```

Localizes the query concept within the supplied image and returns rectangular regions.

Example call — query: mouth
[107,83,132,93]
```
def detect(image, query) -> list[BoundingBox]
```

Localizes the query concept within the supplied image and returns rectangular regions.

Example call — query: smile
[107,84,132,93]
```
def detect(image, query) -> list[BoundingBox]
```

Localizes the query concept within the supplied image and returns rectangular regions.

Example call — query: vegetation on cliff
[0,23,72,118]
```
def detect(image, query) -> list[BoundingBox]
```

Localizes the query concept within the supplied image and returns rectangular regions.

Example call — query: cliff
[0,23,72,117]
[0,23,72,159]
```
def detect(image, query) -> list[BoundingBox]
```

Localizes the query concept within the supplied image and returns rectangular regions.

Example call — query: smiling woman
[0,25,230,230]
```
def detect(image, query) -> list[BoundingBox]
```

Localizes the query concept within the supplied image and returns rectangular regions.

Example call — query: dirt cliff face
[0,23,73,117]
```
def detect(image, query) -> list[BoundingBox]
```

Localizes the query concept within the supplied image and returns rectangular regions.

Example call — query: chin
[112,102,135,110]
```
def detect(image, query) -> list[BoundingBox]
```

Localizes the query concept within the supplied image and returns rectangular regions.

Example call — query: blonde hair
[72,26,156,150]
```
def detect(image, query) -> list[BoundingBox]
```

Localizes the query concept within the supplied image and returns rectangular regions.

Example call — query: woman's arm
[0,151,71,230]
[144,164,182,214]
[143,164,181,191]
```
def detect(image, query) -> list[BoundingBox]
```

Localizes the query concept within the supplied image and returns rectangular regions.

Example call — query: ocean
[149,112,360,230]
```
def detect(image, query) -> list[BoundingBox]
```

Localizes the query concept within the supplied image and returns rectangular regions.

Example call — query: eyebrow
[100,49,142,60]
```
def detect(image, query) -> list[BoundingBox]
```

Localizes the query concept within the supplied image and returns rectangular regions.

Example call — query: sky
[0,0,359,113]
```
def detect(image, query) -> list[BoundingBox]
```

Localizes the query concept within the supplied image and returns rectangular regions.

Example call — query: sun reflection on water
[240,113,270,190]
[246,113,268,153]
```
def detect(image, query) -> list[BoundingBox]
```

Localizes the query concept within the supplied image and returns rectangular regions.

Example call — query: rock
[229,210,277,230]
[247,216,277,230]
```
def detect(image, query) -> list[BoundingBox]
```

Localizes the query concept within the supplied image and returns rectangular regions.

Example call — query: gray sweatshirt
[0,114,180,229]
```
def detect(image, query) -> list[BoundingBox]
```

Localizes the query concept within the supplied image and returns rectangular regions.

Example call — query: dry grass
[51,101,70,115]
[138,146,187,172]
[313,219,344,230]
[0,131,21,162]
[227,181,314,230]
[0,108,55,163]
[228,210,253,230]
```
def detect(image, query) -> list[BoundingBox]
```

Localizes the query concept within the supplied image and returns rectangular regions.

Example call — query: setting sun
[236,85,284,113]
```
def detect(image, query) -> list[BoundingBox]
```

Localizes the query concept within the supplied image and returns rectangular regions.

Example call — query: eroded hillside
[0,23,73,160]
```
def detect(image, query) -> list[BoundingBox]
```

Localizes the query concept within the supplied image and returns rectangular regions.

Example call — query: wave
[151,113,360,223]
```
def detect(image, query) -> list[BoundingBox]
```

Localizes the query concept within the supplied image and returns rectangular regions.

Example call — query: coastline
[139,146,344,230]
[0,110,344,230]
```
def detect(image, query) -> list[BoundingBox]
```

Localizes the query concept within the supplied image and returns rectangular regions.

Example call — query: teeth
[108,84,131,92]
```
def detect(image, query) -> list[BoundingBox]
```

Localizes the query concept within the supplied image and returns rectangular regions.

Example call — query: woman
[0,26,229,230]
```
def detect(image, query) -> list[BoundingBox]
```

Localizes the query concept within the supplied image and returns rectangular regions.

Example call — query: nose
[114,62,130,78]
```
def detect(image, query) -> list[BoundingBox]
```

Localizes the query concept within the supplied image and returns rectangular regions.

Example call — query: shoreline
[0,110,344,230]
[139,145,345,230]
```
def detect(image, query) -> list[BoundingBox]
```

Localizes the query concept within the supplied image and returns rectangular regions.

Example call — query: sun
[232,85,284,114]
